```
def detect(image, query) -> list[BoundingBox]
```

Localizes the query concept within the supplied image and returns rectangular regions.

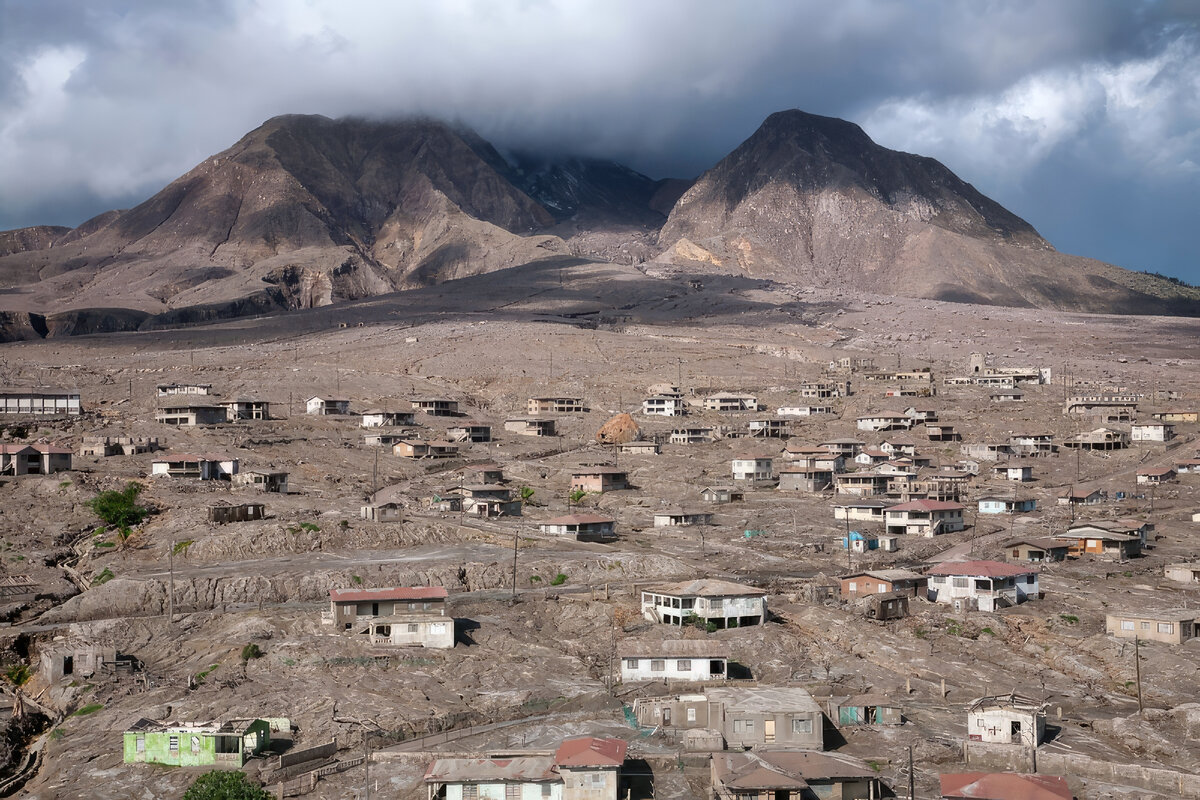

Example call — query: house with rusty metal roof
[423,736,628,800]
[325,586,453,649]
[926,561,1039,612]
[940,772,1072,799]
[711,750,881,800]
[641,579,767,628]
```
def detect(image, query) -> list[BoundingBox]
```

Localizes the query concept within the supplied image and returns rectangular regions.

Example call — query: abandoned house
[670,426,715,444]
[1057,487,1105,506]
[940,773,1071,800]
[360,501,404,523]
[1131,422,1175,442]
[79,436,162,457]
[839,569,925,600]
[154,402,227,426]
[456,484,522,517]
[833,499,895,524]
[855,413,914,432]
[504,417,558,437]
[642,395,687,416]
[461,464,505,484]
[855,590,910,620]
[1003,538,1069,563]
[839,531,899,553]
[730,455,774,482]
[883,500,965,536]
[1106,609,1198,644]
[1064,393,1139,420]
[927,561,1039,611]
[704,392,759,412]
[151,454,238,480]
[992,463,1034,482]
[924,423,960,442]
[821,438,865,458]
[527,397,587,414]
[156,382,212,396]
[364,431,411,448]
[445,422,492,443]
[700,486,744,504]
[411,398,460,416]
[854,449,890,466]
[1061,521,1147,559]
[220,398,270,421]
[538,514,616,541]
[799,380,850,399]
[0,443,72,475]
[1164,563,1200,584]
[207,503,265,524]
[1136,466,1176,485]
[570,467,629,493]
[123,718,271,767]
[1008,433,1056,456]
[748,419,788,438]
[361,409,416,427]
[423,736,627,800]
[327,586,454,649]
[1151,409,1199,423]
[393,439,461,459]
[641,578,767,628]
[1062,428,1129,451]
[0,387,81,416]
[834,472,890,497]
[783,443,845,472]
[232,469,289,493]
[652,510,713,527]
[778,405,834,416]
[710,750,882,800]
[836,694,902,726]
[617,440,660,455]
[778,466,834,492]
[978,497,1036,514]
[619,640,730,683]
[989,389,1024,402]
[707,686,825,750]
[966,694,1046,746]
[38,643,126,684]
[305,396,350,415]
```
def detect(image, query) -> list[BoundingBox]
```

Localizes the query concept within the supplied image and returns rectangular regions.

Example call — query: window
[588,773,606,787]
[676,660,691,672]
[375,625,391,637]
[651,660,666,672]
[169,735,179,753]
[541,785,552,798]
[877,584,887,593]
[952,577,969,589]
[462,786,478,800]
[792,717,813,734]
[847,582,856,592]
[625,658,639,669]
[1012,549,1021,558]
[1141,622,1150,630]
[408,623,419,633]
[506,785,521,799]
[687,708,697,722]
[1158,622,1174,634]
[136,736,145,753]
[1121,620,1135,631]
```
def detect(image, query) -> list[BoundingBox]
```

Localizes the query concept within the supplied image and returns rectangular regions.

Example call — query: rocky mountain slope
[0,109,1196,333]
[655,110,1199,314]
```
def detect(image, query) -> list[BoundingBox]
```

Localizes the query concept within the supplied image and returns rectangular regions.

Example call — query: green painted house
[123,718,270,767]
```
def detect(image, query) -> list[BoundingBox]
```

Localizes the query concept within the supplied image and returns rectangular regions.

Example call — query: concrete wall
[444,783,562,800]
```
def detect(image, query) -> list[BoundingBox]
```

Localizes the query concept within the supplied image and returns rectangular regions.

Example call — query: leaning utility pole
[1134,636,1143,712]
[511,530,519,600]
[907,744,915,799]
[167,539,175,625]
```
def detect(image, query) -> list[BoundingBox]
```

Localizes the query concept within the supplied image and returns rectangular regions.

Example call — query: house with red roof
[326,586,453,649]
[883,500,965,536]
[926,561,1039,611]
[423,736,628,800]
[940,772,1072,799]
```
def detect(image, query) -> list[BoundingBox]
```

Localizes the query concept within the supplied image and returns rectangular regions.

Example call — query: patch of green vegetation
[351,575,363,585]
[568,489,587,503]
[195,664,220,684]
[299,522,320,532]
[183,770,271,800]
[94,541,115,549]
[281,658,296,667]
[1059,614,1079,625]
[1122,571,1133,578]
[529,575,542,583]
[867,760,883,772]
[913,627,927,639]
[241,644,263,662]
[397,657,435,667]
[173,539,195,556]
[88,482,148,528]
[980,627,995,636]
[549,573,568,586]
[91,567,114,586]
[2,664,32,687]
[49,728,65,741]
[70,703,104,717]
[58,480,72,489]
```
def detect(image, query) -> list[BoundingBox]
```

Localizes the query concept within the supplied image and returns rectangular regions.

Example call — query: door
[1011,720,1022,743]
[764,719,775,743]
[662,708,671,726]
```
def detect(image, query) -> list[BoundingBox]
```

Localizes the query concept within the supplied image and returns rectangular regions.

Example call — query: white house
[306,396,350,415]
[642,395,686,416]
[731,456,774,482]
[538,514,616,541]
[423,737,626,800]
[327,586,453,649]
[361,409,415,427]
[856,414,913,432]
[884,500,965,536]
[1132,422,1175,442]
[966,694,1046,746]
[641,579,767,628]
[926,561,1039,612]
[704,392,758,412]
[993,463,1034,482]
[151,454,238,480]
[619,640,730,683]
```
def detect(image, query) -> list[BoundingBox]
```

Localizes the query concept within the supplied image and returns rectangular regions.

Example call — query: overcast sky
[2,0,1197,282]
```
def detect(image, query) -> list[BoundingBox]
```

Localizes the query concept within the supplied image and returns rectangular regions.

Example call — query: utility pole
[372,446,379,500]
[167,539,175,624]
[364,735,370,800]
[907,744,914,800]
[1134,636,1143,712]
[511,530,519,601]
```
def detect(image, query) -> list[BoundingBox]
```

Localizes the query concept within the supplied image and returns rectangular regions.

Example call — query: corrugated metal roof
[423,755,557,783]
[928,560,1036,578]
[618,639,731,659]
[553,737,627,767]
[647,578,766,598]
[939,772,1072,799]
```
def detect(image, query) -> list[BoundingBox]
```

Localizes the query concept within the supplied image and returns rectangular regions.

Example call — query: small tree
[1,663,33,720]
[182,770,271,800]
[89,483,148,528]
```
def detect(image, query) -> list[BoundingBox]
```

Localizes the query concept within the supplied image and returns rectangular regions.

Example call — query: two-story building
[155,403,228,426]
[642,395,686,416]
[926,561,1039,612]
[505,417,558,437]
[306,396,350,415]
[0,387,81,416]
[641,579,767,628]
[731,456,774,482]
[327,586,454,649]
[151,454,238,480]
[527,397,587,414]
[411,398,461,416]
[704,392,758,412]
[883,500,965,536]
[361,409,416,427]
[221,398,271,421]
[571,467,629,493]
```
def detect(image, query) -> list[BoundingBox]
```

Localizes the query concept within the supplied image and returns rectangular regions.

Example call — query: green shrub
[549,573,568,586]
[299,522,320,532]
[183,770,271,800]
[70,703,103,717]
[91,567,114,586]
[1059,614,1079,625]
[88,483,148,528]
[241,644,263,662]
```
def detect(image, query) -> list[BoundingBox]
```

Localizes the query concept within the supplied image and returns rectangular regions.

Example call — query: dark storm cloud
[1,0,1197,281]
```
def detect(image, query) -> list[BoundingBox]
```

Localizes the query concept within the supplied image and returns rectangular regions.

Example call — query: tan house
[504,417,557,437]
[570,467,629,493]
[0,443,72,475]
[539,514,616,541]
[221,398,271,421]
[1004,538,1069,563]
[232,469,289,493]
[0,387,81,416]
[704,392,758,412]
[1136,466,1176,485]
[778,466,834,492]
[884,500,965,536]
[423,737,627,800]
[327,586,453,649]
[392,439,460,459]
[527,397,586,413]
[1164,563,1200,584]
[839,569,925,600]
[445,422,492,443]
[1106,609,1198,644]
[411,398,460,416]
[711,750,881,800]
[670,426,715,444]
[155,403,227,426]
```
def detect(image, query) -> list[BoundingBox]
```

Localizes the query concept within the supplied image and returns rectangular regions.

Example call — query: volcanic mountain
[0,109,1195,334]
[657,110,1197,313]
